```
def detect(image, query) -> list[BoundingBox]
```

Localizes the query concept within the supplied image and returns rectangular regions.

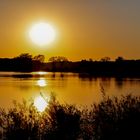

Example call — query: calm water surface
[0,72,140,108]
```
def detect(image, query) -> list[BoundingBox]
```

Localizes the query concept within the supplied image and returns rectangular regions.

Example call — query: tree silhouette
[13,53,33,71]
[100,57,111,62]
[115,56,124,62]
[49,56,68,62]
[33,55,45,63]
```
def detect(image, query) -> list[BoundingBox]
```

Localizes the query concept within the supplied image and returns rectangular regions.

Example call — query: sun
[29,22,56,46]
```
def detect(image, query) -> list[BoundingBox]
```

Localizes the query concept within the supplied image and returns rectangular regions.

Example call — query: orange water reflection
[0,72,140,109]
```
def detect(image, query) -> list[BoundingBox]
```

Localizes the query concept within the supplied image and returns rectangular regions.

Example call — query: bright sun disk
[29,22,56,46]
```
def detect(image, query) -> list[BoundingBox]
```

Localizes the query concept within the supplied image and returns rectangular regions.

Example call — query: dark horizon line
[0,53,140,63]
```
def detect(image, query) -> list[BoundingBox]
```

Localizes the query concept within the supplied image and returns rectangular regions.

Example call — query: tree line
[0,53,140,77]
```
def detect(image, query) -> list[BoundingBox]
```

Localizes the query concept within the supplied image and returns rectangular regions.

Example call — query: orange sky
[0,0,140,61]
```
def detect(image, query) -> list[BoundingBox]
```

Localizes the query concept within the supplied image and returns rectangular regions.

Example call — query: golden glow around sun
[34,95,49,112]
[29,22,56,46]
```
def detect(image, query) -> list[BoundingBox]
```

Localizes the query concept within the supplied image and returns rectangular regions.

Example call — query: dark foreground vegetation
[0,94,140,140]
[0,53,140,77]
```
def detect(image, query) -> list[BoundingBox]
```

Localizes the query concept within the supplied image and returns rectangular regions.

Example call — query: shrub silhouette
[87,95,140,140]
[0,100,41,140]
[0,94,140,140]
[42,98,81,140]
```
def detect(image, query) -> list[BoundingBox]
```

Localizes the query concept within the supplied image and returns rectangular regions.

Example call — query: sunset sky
[0,0,140,61]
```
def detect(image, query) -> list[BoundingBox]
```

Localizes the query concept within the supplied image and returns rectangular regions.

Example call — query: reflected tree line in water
[1,72,139,90]
[0,53,140,77]
[2,72,138,92]
[0,94,140,140]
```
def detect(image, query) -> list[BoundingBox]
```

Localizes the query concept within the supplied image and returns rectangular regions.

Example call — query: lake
[0,72,140,109]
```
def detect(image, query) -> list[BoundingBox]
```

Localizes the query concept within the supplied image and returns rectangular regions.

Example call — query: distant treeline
[0,53,140,77]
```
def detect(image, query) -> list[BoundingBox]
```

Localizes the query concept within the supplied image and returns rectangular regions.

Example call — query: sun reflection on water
[38,71,48,75]
[37,78,47,87]
[34,94,49,112]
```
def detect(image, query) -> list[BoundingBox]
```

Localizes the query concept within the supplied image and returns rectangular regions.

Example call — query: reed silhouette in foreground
[0,94,140,140]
